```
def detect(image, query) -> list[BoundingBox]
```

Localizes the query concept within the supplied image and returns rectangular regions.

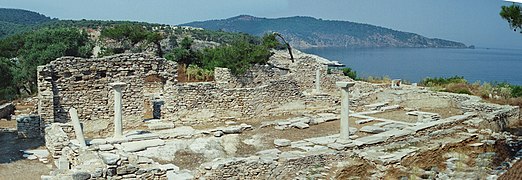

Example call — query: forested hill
[182,15,468,49]
[0,8,54,38]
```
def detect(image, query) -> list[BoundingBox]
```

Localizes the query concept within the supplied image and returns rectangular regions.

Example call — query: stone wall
[37,54,177,131]
[214,65,287,89]
[16,115,42,138]
[196,152,348,179]
[448,93,520,131]
[45,123,72,160]
[164,79,302,125]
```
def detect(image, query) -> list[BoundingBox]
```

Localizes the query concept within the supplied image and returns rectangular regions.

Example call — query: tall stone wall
[37,54,177,131]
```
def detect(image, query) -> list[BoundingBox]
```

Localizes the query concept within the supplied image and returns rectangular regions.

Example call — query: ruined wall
[287,58,352,93]
[196,153,348,179]
[164,80,302,125]
[16,115,42,138]
[398,90,520,132]
[37,54,177,130]
[214,65,288,89]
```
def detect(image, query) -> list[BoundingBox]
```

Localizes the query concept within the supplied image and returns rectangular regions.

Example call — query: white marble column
[336,82,355,142]
[69,107,86,147]
[109,82,126,138]
[315,68,321,92]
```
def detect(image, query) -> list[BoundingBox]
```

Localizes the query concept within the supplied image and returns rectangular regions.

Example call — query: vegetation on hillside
[0,8,55,39]
[164,33,280,81]
[0,28,93,101]
[98,23,164,56]
[420,76,522,106]
[183,15,467,48]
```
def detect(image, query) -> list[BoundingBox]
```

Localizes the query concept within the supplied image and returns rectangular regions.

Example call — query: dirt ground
[0,101,51,179]
[0,159,52,180]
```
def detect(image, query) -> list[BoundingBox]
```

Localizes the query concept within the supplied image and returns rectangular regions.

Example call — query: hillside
[0,8,54,39]
[182,15,468,49]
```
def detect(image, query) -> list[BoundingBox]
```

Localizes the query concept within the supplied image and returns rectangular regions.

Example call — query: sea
[301,47,522,85]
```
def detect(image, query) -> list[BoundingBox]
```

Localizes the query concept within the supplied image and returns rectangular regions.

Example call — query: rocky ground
[0,99,51,179]
[30,83,521,179]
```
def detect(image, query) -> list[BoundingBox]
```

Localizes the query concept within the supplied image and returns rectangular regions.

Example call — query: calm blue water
[302,47,522,85]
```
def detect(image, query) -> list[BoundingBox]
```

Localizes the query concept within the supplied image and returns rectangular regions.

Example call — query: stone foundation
[16,115,43,138]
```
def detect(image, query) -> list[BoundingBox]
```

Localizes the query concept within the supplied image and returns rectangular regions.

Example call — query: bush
[341,67,357,80]
[445,83,472,95]
[420,76,467,87]
[186,64,213,82]
[198,36,272,75]
[510,85,522,97]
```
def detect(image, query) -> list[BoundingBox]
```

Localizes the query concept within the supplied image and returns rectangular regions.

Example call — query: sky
[1,0,521,49]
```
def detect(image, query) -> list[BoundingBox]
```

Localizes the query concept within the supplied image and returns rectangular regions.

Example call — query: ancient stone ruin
[30,50,521,179]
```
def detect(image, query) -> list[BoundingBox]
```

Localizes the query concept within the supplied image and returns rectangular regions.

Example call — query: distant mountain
[182,15,467,49]
[0,8,54,38]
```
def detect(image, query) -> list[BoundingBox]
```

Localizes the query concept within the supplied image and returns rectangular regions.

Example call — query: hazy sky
[1,0,521,49]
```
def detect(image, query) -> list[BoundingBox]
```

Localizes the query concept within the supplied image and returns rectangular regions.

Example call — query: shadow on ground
[0,131,44,163]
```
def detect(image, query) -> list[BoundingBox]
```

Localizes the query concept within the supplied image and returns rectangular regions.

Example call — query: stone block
[274,139,291,147]
[360,126,386,134]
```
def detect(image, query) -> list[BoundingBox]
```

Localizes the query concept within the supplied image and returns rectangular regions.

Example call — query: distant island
[182,15,468,49]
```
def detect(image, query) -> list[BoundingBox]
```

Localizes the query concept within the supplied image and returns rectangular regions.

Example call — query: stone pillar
[336,82,355,142]
[69,107,86,147]
[315,68,321,92]
[109,82,126,138]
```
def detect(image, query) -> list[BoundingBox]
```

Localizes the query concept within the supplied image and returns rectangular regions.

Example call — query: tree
[101,23,148,45]
[165,37,198,65]
[500,4,522,32]
[19,28,93,92]
[261,33,284,49]
[0,58,17,100]
[146,32,164,57]
[0,27,93,97]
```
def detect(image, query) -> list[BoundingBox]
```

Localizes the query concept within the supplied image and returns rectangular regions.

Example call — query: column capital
[109,82,126,87]
[336,82,355,89]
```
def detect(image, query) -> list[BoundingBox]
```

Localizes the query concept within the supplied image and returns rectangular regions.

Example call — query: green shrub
[510,85,522,97]
[198,36,272,75]
[445,83,472,95]
[420,76,467,87]
[341,67,357,80]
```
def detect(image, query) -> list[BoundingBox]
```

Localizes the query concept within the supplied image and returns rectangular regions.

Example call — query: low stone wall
[37,53,177,132]
[196,152,348,179]
[16,115,43,138]
[43,123,181,180]
[436,92,520,131]
[164,79,302,125]
[0,102,14,119]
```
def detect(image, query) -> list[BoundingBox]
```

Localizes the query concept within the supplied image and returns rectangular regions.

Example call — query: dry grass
[0,120,16,129]
[336,160,375,179]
